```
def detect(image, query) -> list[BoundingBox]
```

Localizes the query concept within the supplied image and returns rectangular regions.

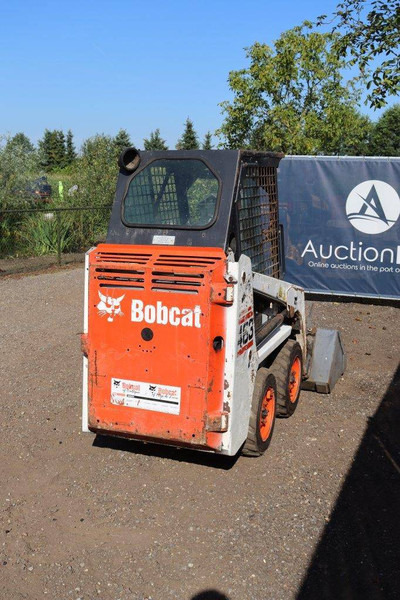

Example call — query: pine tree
[202,132,213,150]
[114,129,132,155]
[143,129,168,151]
[38,129,67,171]
[66,130,77,165]
[38,129,53,170]
[55,130,66,169]
[176,118,199,150]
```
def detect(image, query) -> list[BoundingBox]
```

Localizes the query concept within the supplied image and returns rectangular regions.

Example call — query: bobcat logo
[97,291,125,322]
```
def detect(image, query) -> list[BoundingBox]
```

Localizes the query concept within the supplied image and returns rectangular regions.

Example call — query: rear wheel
[242,368,277,457]
[273,340,303,418]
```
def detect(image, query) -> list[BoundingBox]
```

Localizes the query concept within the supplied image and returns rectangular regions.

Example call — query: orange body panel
[85,244,232,451]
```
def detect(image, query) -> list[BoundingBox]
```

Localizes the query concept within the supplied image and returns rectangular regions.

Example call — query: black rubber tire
[273,339,303,418]
[242,368,277,457]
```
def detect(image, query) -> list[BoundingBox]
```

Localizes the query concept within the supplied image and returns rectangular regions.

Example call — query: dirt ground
[1,267,399,600]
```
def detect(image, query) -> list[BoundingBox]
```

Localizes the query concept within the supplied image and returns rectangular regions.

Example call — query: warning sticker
[110,378,181,415]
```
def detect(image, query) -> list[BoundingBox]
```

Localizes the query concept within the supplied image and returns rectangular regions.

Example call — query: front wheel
[242,368,277,457]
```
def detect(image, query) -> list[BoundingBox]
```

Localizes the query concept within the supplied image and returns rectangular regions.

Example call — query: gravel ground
[0,253,84,276]
[0,267,399,600]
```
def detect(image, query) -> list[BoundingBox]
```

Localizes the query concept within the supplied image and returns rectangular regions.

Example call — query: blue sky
[0,0,393,150]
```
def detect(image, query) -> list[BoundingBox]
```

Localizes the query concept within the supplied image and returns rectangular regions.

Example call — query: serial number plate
[152,235,175,245]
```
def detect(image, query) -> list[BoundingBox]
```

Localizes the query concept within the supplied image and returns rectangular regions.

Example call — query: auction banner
[278,156,400,300]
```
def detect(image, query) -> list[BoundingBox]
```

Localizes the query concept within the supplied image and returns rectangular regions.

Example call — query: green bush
[20,212,74,256]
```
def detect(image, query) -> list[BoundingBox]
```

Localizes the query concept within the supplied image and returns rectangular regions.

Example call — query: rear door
[85,244,231,450]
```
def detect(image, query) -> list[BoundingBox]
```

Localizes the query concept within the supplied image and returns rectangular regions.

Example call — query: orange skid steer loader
[81,149,345,456]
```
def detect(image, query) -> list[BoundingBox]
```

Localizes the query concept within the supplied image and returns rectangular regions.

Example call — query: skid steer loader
[81,149,345,456]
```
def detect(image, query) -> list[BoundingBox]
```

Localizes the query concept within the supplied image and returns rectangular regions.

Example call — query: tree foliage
[202,132,213,150]
[319,0,400,108]
[74,134,119,206]
[217,22,371,154]
[5,132,35,155]
[0,134,41,255]
[66,129,77,165]
[369,104,400,155]
[176,118,199,150]
[0,134,39,208]
[114,129,132,155]
[38,129,68,171]
[143,129,168,150]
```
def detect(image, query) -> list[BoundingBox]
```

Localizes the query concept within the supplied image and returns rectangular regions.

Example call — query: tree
[369,104,400,156]
[333,112,373,156]
[0,135,40,255]
[143,129,168,150]
[66,130,77,165]
[56,130,66,168]
[0,132,39,213]
[5,133,35,154]
[38,129,67,170]
[38,130,52,170]
[75,134,119,206]
[318,0,400,108]
[202,132,213,150]
[217,22,371,155]
[176,118,199,150]
[114,129,132,155]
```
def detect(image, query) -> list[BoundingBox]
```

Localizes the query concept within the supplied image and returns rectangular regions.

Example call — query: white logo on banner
[346,180,400,234]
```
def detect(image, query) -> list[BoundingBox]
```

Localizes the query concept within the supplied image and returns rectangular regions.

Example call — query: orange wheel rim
[259,387,275,442]
[289,357,301,403]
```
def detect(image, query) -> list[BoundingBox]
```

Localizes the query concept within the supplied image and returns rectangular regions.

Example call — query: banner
[278,156,400,299]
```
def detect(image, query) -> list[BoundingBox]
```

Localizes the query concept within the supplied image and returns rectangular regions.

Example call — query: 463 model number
[238,317,254,353]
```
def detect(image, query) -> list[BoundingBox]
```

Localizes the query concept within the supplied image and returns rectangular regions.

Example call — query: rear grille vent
[93,249,223,293]
[95,251,151,265]
[95,267,144,290]
[151,270,203,294]
[154,254,221,268]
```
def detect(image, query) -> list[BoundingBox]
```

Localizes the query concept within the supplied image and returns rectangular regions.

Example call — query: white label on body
[152,235,175,245]
[111,378,181,415]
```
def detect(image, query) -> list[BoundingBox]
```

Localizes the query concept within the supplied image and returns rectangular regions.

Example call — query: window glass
[123,159,219,227]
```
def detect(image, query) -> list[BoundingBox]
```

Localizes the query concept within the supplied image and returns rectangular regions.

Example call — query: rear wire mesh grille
[125,166,182,224]
[238,165,280,278]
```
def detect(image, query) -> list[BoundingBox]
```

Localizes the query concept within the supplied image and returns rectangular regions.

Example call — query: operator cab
[108,149,283,277]
[108,149,285,333]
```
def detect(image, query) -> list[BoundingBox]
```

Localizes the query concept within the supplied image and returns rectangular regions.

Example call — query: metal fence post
[56,211,62,266]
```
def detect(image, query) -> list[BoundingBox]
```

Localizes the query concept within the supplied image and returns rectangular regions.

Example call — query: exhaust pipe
[118,147,141,173]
